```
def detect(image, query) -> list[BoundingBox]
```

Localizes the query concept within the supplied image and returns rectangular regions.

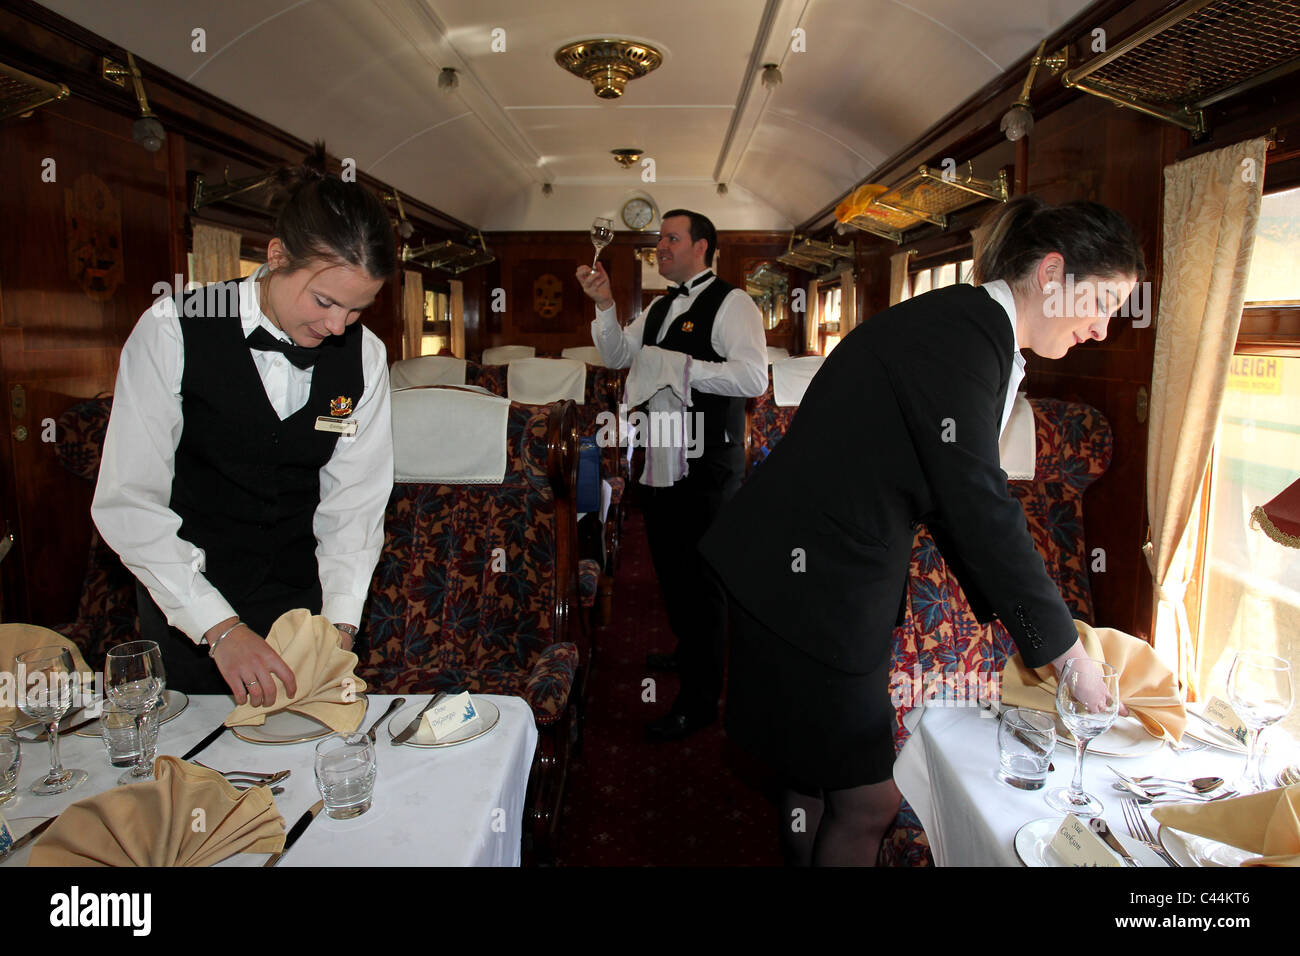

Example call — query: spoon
[1130,774,1224,794]
[366,697,406,742]
[1111,783,1237,804]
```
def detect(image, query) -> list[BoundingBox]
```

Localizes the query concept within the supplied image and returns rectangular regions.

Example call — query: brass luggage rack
[402,233,495,275]
[1059,0,1300,137]
[843,163,1008,244]
[0,60,70,121]
[777,235,854,273]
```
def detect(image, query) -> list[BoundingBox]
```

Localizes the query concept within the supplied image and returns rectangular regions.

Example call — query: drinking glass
[1227,650,1293,792]
[0,727,20,805]
[1045,659,1119,817]
[15,646,88,795]
[100,699,160,769]
[997,708,1056,790]
[104,640,166,785]
[314,733,376,819]
[590,217,614,269]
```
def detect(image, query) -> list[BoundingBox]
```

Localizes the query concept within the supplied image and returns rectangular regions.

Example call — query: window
[420,288,452,356]
[1194,184,1300,740]
[907,257,974,298]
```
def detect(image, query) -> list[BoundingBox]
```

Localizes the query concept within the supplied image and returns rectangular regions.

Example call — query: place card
[1202,696,1249,744]
[422,691,481,742]
[1049,814,1122,867]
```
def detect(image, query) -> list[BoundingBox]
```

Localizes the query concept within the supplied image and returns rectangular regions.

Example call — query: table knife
[391,692,447,745]
[0,817,56,863]
[263,799,324,867]
[182,723,228,761]
[1089,818,1140,866]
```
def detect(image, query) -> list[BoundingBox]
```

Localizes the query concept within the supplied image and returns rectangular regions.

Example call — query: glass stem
[1243,725,1264,790]
[592,249,600,270]
[134,712,149,777]
[47,720,64,780]
[1070,737,1089,799]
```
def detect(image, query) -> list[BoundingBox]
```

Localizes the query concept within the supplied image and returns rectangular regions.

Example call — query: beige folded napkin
[224,609,366,734]
[1000,619,1187,743]
[0,624,91,728]
[1154,785,1300,867]
[29,756,285,866]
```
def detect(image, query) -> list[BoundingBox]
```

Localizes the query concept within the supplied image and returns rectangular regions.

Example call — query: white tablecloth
[893,703,1295,866]
[6,694,537,866]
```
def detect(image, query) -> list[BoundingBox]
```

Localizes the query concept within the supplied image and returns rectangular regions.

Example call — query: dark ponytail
[973,195,1144,288]
[272,142,397,280]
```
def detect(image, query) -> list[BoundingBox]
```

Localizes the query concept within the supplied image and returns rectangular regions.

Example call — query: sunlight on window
[1243,186,1300,305]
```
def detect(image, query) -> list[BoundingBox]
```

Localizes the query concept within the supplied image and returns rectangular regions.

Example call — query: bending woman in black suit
[700,196,1142,865]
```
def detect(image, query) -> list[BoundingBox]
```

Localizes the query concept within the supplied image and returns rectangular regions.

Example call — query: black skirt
[725,597,897,791]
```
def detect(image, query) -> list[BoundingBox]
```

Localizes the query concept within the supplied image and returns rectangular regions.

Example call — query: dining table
[892,700,1299,867]
[2,693,538,867]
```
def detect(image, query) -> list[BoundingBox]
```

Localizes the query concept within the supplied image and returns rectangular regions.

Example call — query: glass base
[31,767,88,796]
[324,797,372,820]
[1045,786,1104,817]
[117,765,155,786]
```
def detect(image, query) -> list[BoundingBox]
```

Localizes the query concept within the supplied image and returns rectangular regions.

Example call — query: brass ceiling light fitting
[103,52,166,151]
[383,191,414,239]
[438,67,459,94]
[556,39,663,99]
[611,148,643,169]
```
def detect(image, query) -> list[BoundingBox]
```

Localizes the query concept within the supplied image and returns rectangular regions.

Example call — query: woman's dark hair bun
[271,141,397,280]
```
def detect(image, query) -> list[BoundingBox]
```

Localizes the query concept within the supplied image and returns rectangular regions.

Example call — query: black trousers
[639,446,743,720]
[136,578,322,695]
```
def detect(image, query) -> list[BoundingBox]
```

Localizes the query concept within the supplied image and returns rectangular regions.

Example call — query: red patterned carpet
[557,506,784,866]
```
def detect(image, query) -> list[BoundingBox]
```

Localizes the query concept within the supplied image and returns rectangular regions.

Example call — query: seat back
[506,357,586,406]
[54,397,140,669]
[361,387,581,697]
[390,355,467,388]
[481,344,536,365]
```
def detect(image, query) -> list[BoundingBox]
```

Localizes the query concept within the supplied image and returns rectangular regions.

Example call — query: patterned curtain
[889,249,912,305]
[402,270,424,361]
[1146,137,1268,694]
[191,223,241,284]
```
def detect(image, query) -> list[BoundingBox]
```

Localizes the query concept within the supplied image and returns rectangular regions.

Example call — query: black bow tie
[245,326,322,369]
[665,273,712,300]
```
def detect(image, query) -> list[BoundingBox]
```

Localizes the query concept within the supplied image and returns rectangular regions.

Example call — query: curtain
[1146,136,1267,694]
[191,223,241,284]
[402,269,424,361]
[839,269,858,337]
[804,279,819,354]
[888,249,912,305]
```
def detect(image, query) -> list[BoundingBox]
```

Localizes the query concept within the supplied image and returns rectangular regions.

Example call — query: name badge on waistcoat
[315,394,357,435]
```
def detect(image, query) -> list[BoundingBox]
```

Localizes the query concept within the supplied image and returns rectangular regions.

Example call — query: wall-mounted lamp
[1000,40,1068,142]
[103,53,165,152]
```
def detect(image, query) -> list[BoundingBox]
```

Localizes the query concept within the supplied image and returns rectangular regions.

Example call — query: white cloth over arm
[624,346,693,488]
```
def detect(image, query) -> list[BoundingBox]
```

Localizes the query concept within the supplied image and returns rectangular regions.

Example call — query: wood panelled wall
[464,232,801,359]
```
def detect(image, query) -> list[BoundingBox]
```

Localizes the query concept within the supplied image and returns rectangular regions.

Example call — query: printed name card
[1203,697,1248,743]
[422,691,481,741]
[1049,814,1122,867]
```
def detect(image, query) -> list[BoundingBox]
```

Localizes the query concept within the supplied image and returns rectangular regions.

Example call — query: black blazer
[699,284,1077,674]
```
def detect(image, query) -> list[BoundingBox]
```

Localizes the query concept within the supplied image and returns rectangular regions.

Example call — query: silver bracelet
[207,620,244,657]
[335,623,358,637]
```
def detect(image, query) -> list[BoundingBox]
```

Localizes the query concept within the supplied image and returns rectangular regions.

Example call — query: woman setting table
[92,150,397,708]
[700,195,1144,866]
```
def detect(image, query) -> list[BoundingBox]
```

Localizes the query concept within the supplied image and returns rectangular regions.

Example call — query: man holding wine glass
[576,209,767,741]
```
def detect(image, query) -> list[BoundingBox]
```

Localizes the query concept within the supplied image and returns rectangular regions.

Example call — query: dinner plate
[1158,824,1253,867]
[0,817,52,866]
[230,704,362,745]
[386,698,500,748]
[1055,714,1164,758]
[73,690,190,737]
[1180,705,1248,754]
[1014,816,1169,867]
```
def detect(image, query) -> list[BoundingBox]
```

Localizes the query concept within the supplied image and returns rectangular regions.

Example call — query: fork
[232,784,285,795]
[1121,797,1180,867]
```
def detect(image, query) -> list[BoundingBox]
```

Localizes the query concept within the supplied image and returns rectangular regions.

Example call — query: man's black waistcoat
[170,280,364,603]
[641,276,745,464]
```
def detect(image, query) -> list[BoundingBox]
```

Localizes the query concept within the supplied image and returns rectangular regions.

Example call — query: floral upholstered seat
[54,397,140,669]
[878,398,1113,866]
[743,374,800,480]
[466,360,508,397]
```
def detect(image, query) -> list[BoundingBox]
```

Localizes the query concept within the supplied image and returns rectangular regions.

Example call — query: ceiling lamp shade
[556,39,663,99]
[1252,477,1300,548]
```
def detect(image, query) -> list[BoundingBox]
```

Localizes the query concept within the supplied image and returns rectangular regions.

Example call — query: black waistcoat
[169,280,365,603]
[641,276,746,460]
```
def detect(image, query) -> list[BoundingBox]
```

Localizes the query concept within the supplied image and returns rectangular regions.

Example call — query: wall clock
[621,197,655,231]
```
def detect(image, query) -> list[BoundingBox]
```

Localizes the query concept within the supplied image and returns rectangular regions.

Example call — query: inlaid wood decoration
[511,260,583,333]
[534,273,563,319]
[65,173,123,302]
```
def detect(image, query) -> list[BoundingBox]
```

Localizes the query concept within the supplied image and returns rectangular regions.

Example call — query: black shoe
[645,710,717,742]
[646,651,680,673]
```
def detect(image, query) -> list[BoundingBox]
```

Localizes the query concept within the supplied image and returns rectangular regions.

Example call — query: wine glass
[1045,658,1120,818]
[590,217,614,270]
[104,640,166,785]
[1227,650,1293,792]
[15,646,88,795]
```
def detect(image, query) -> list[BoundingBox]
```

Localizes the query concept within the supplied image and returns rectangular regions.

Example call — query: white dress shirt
[979,279,1026,438]
[92,266,394,644]
[590,269,768,399]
